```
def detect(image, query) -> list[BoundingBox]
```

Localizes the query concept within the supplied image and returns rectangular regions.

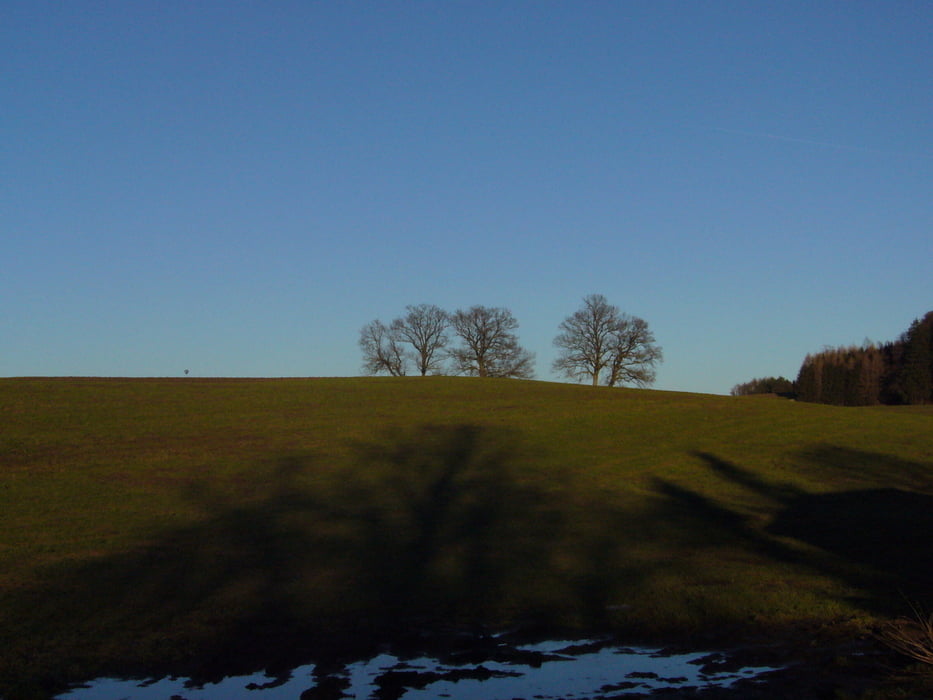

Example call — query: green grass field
[1,377,932,697]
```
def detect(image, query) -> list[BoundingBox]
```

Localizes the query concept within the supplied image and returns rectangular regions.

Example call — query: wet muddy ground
[55,631,925,700]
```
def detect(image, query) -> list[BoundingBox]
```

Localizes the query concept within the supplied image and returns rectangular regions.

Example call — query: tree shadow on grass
[8,432,929,697]
[796,444,933,492]
[656,450,933,614]
[769,489,933,596]
[0,424,621,698]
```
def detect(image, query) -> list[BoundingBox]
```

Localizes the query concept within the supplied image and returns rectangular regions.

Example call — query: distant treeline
[730,376,796,398]
[797,310,933,405]
[733,311,933,406]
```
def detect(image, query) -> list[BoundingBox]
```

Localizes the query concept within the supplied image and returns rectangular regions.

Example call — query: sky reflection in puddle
[58,640,780,699]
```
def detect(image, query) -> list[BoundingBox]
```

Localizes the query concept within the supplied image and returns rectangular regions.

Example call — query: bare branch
[553,294,662,388]
[391,304,450,376]
[450,306,535,379]
[359,320,407,376]
[877,602,933,667]
[606,314,663,387]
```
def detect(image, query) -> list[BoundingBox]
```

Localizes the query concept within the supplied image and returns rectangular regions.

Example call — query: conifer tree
[796,312,933,406]
[894,314,933,404]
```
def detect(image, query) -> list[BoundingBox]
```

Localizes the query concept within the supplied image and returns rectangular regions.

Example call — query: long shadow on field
[1,424,627,697]
[10,432,931,697]
[772,446,933,600]
[656,449,933,612]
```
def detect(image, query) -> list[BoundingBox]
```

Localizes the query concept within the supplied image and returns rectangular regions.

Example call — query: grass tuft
[878,602,933,667]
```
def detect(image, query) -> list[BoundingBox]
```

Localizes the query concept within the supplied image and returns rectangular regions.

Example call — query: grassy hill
[1,377,931,696]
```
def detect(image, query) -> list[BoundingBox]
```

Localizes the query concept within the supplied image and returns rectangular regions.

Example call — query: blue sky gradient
[3,1,931,393]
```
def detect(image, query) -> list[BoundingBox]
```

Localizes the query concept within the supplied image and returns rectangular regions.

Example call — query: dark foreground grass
[1,377,932,697]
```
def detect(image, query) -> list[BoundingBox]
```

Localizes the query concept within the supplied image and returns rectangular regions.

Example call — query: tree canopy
[552,294,662,387]
[359,304,450,377]
[361,295,663,387]
[449,306,535,379]
[358,319,406,376]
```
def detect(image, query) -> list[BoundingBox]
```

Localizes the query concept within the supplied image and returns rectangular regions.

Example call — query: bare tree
[392,304,450,376]
[449,306,535,378]
[359,319,407,376]
[604,314,662,387]
[552,294,618,387]
[553,294,662,387]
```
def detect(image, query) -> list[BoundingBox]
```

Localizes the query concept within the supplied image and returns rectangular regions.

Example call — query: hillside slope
[1,377,931,695]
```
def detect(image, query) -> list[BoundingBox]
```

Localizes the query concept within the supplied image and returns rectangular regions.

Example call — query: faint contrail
[711,126,931,159]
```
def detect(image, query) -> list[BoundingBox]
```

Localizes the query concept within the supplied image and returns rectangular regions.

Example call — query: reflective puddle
[57,639,781,699]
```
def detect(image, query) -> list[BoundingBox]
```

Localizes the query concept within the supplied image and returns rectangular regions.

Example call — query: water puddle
[57,639,781,699]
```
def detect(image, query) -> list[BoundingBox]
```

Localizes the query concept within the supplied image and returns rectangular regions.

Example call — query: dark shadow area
[0,424,615,698]
[797,444,933,491]
[768,488,933,595]
[336,424,564,625]
[648,477,801,568]
[694,451,804,503]
[5,435,931,698]
[658,450,933,610]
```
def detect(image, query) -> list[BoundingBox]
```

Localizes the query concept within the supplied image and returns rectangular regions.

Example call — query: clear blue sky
[3,1,931,394]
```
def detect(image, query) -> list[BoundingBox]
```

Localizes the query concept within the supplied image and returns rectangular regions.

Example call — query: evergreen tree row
[795,311,933,406]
